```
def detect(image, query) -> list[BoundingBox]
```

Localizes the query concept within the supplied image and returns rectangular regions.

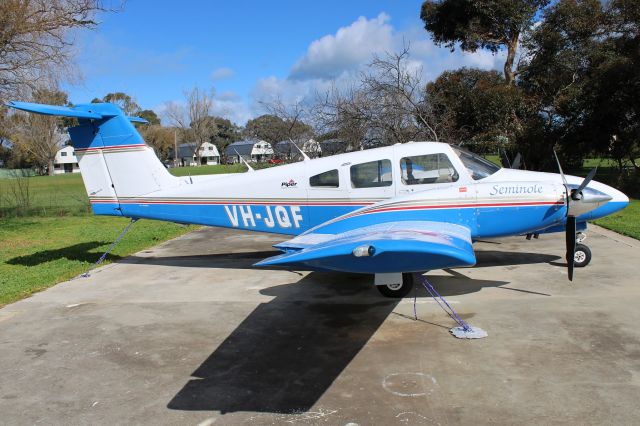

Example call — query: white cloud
[290,13,393,80]
[251,13,507,115]
[211,67,235,80]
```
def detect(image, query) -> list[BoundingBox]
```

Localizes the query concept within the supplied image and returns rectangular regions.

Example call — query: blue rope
[413,273,471,332]
[80,218,138,278]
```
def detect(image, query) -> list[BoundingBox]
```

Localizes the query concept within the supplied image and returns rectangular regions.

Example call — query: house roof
[225,140,263,156]
[173,142,219,158]
[275,139,321,155]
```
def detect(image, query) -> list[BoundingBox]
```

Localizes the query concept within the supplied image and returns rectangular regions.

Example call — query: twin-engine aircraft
[7,101,629,297]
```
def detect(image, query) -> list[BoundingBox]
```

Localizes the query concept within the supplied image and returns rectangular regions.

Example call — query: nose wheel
[569,243,591,268]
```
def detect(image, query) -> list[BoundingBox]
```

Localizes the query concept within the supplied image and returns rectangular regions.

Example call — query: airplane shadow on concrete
[166,271,508,414]
[7,241,121,266]
[122,249,561,271]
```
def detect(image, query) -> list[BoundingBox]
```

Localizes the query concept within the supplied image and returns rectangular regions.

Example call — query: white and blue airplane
[6,101,629,297]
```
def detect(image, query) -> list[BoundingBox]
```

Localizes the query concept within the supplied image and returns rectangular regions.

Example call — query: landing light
[353,245,375,257]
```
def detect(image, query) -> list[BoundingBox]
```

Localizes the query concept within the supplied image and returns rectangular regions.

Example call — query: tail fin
[6,101,178,216]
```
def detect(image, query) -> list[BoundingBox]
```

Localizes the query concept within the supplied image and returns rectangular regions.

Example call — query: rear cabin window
[309,169,339,187]
[400,154,459,185]
[350,159,392,188]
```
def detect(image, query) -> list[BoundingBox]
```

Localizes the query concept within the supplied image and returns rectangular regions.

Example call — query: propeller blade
[511,153,522,169]
[575,167,598,194]
[553,150,568,186]
[566,216,576,281]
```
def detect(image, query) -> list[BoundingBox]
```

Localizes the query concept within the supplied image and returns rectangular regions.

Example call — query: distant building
[225,140,274,163]
[53,145,79,174]
[173,142,220,166]
[274,139,321,160]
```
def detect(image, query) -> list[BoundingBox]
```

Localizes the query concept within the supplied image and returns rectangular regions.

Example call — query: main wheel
[376,273,414,298]
[573,243,591,267]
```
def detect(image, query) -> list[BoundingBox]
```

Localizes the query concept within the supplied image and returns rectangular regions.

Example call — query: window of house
[310,169,339,188]
[350,159,392,188]
[61,152,67,156]
[208,146,213,150]
[400,153,459,185]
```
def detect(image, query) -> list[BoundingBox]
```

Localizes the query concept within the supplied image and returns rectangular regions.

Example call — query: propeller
[553,151,604,281]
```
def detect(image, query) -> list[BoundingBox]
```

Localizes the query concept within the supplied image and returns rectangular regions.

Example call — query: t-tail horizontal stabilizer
[5,101,149,123]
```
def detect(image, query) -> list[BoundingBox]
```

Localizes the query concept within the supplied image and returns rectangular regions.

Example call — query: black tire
[376,273,414,298]
[573,244,591,267]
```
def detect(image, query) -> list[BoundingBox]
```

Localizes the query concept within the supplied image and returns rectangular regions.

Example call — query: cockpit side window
[400,154,459,185]
[310,169,339,188]
[452,146,500,180]
[350,159,392,188]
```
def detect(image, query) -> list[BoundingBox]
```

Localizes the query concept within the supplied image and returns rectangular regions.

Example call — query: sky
[63,0,506,126]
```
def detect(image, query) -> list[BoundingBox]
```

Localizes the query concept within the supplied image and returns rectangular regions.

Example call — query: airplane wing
[255,220,475,274]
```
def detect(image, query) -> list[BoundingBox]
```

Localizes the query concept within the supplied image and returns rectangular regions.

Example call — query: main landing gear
[568,232,591,268]
[375,273,414,298]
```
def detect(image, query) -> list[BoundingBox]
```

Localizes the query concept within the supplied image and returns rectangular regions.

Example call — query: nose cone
[580,182,629,220]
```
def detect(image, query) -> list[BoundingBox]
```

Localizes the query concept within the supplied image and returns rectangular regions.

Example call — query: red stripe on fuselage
[75,144,146,152]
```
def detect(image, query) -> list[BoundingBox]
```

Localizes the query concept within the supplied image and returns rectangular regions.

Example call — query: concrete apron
[1,225,639,425]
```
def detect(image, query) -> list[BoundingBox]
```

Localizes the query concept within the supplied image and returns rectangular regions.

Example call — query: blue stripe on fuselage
[91,202,570,238]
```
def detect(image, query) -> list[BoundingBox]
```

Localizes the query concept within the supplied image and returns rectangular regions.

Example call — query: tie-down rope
[413,273,472,332]
[80,218,138,278]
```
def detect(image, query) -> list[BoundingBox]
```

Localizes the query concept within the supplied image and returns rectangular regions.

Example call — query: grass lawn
[169,163,249,176]
[0,164,278,216]
[593,199,640,240]
[0,216,195,306]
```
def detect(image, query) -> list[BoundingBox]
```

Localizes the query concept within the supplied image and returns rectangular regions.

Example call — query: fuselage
[91,142,629,239]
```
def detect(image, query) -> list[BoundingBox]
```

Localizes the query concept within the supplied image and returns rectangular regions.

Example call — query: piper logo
[281,179,297,188]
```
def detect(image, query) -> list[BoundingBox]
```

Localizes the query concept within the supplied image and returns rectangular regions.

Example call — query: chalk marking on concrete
[285,408,338,423]
[195,418,216,426]
[396,411,429,423]
[382,372,438,397]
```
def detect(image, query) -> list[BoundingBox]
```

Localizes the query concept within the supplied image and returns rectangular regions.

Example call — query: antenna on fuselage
[289,138,310,161]
[233,148,254,172]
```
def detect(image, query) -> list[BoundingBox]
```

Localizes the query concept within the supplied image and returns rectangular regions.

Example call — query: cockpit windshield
[452,146,501,180]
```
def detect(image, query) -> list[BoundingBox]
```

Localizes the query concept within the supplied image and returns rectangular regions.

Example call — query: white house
[175,142,220,166]
[53,145,80,174]
[225,140,274,163]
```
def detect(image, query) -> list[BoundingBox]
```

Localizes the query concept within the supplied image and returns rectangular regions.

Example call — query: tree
[313,46,443,150]
[138,109,160,125]
[425,68,532,151]
[257,98,315,159]
[244,114,308,144]
[420,0,549,84]
[212,117,242,154]
[519,0,640,177]
[0,0,118,101]
[139,125,174,161]
[11,88,69,175]
[165,87,217,165]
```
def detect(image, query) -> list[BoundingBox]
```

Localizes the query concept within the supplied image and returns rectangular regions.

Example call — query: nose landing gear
[570,243,591,268]
[567,232,591,268]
